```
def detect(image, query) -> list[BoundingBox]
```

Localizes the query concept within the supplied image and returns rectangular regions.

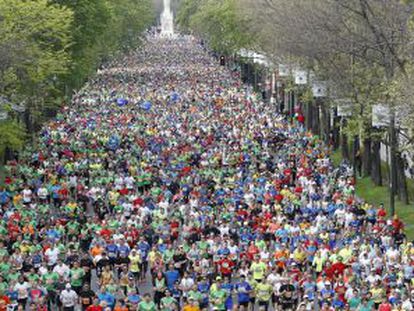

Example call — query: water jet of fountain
[160,0,174,37]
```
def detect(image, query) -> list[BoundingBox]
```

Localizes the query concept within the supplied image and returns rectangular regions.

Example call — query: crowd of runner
[0,34,413,311]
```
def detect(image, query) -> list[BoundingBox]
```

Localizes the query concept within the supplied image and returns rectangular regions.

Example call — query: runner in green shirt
[349,294,361,309]
[27,271,40,283]
[188,285,203,306]
[160,291,177,311]
[70,262,85,291]
[138,294,157,311]
[209,280,227,311]
[0,261,10,275]
[7,269,20,283]
[42,270,59,291]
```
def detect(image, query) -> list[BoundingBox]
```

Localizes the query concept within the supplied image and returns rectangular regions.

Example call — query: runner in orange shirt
[183,297,200,311]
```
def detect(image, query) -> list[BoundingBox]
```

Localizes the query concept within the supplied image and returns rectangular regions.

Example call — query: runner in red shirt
[378,298,392,311]
[216,256,235,278]
[86,298,103,311]
[0,295,10,311]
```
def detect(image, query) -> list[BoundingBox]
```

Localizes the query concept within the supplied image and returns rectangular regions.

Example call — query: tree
[176,0,202,31]
[241,0,414,212]
[0,121,26,160]
[178,0,255,55]
[0,0,73,153]
[52,0,155,91]
[0,0,155,160]
[0,0,73,94]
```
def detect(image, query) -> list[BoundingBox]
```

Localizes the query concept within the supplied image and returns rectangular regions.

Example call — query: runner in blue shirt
[98,288,116,309]
[164,264,180,291]
[221,276,234,310]
[197,276,210,309]
[235,275,252,310]
[106,241,118,265]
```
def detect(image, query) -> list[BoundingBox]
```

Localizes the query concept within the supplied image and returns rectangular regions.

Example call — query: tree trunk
[362,137,371,177]
[280,84,285,113]
[4,147,13,162]
[389,114,397,216]
[320,102,330,144]
[371,139,382,186]
[352,136,360,177]
[340,119,349,161]
[1,151,5,166]
[332,115,341,150]
[313,103,320,136]
[23,109,33,133]
[306,101,312,130]
[396,153,409,204]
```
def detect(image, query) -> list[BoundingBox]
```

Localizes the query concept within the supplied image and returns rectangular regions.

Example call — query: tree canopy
[177,0,255,54]
[0,0,155,160]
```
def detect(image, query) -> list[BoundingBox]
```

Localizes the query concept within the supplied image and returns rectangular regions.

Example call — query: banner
[278,64,290,77]
[117,98,128,107]
[0,111,8,121]
[141,101,152,111]
[294,70,307,85]
[312,82,327,97]
[335,99,353,117]
[0,96,10,106]
[11,104,26,113]
[372,104,390,127]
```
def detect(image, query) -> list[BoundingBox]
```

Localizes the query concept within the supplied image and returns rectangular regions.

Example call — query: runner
[0,32,412,311]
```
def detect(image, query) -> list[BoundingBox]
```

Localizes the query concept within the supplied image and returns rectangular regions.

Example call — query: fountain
[160,0,174,37]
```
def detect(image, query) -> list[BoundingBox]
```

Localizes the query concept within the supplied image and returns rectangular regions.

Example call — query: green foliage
[284,78,297,94]
[313,58,390,145]
[0,0,74,157]
[299,87,314,104]
[177,0,201,31]
[0,121,26,154]
[104,0,155,52]
[343,116,365,142]
[0,0,155,159]
[54,0,155,90]
[178,0,254,54]
[0,0,73,95]
[52,0,111,88]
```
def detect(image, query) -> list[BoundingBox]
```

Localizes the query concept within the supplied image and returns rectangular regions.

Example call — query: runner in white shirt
[60,283,78,310]
[45,245,60,266]
[14,276,30,306]
[125,176,135,189]
[401,294,413,311]
[179,272,195,298]
[37,187,48,201]
[53,259,70,280]
[22,187,32,203]
[228,241,239,256]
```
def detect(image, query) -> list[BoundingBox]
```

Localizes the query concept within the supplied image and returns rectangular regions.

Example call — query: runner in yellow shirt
[255,281,273,310]
[250,258,267,281]
[129,249,141,288]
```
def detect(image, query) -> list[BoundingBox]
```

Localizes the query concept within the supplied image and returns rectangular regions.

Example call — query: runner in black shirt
[79,284,96,311]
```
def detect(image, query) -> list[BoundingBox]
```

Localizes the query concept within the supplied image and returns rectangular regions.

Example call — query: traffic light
[220,55,225,66]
